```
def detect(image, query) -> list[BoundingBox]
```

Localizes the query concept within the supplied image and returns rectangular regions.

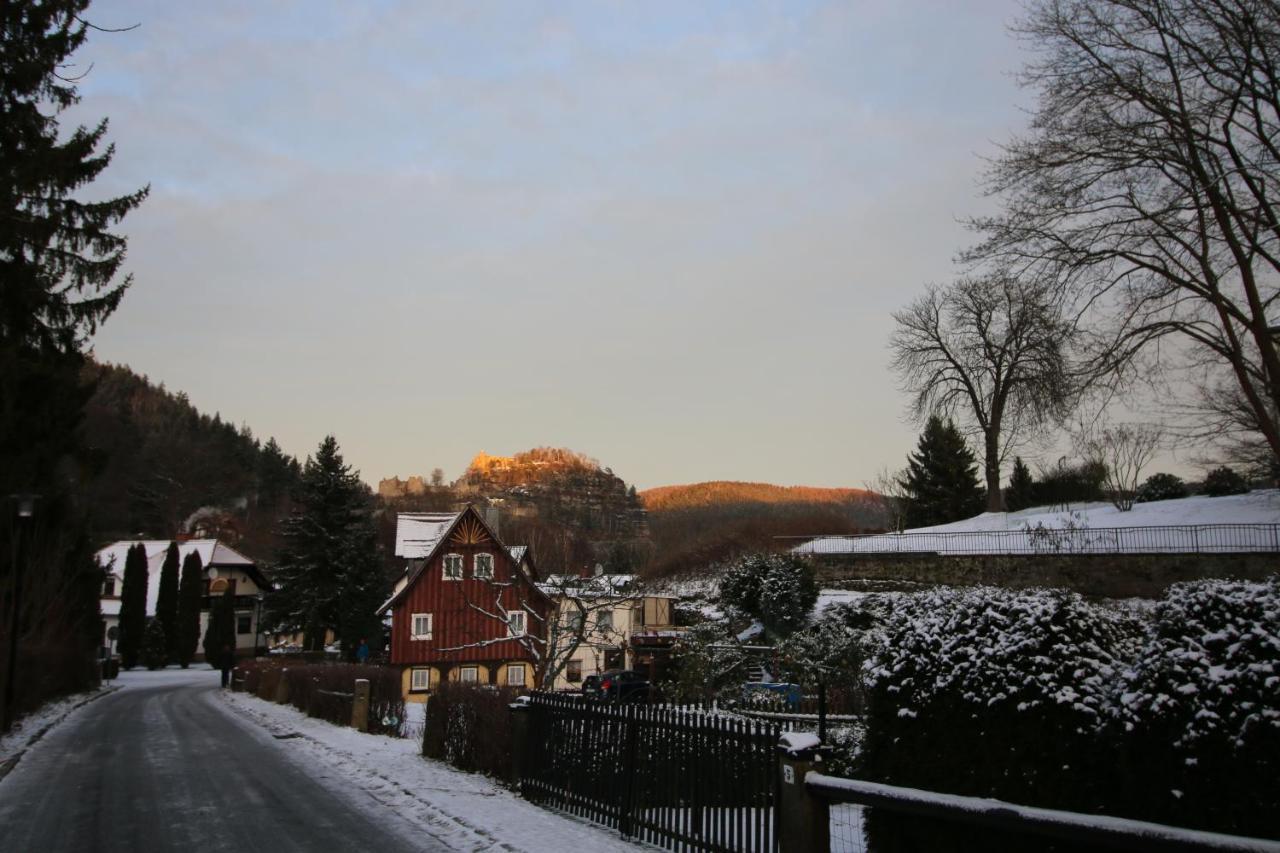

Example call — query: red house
[378,505,552,701]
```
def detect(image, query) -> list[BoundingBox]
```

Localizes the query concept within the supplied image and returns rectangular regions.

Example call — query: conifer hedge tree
[117,543,148,669]
[899,416,985,528]
[1004,456,1034,512]
[176,550,203,668]
[155,542,180,663]
[202,589,235,670]
[141,618,167,671]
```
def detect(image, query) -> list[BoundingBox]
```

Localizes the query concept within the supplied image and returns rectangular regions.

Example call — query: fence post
[777,733,830,853]
[351,678,370,732]
[620,704,640,838]
[509,696,531,790]
[276,667,290,704]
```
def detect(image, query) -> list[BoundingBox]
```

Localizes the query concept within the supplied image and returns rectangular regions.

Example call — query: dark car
[586,669,655,702]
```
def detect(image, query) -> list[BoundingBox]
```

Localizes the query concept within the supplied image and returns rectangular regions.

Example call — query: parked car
[586,669,655,702]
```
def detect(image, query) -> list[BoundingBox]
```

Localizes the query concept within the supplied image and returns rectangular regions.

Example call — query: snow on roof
[95,539,264,616]
[539,574,638,597]
[798,490,1280,556]
[394,512,462,558]
[508,545,528,564]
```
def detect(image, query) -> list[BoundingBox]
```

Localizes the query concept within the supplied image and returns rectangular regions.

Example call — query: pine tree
[266,436,386,658]
[899,416,985,528]
[117,543,149,669]
[141,618,167,670]
[1005,457,1035,512]
[176,550,203,668]
[155,542,180,663]
[202,589,235,670]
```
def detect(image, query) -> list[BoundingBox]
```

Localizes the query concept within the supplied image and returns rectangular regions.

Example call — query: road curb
[0,685,121,783]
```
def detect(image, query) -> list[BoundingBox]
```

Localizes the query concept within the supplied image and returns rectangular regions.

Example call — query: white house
[96,539,270,660]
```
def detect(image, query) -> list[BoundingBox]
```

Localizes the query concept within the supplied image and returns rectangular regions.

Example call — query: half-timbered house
[378,505,552,701]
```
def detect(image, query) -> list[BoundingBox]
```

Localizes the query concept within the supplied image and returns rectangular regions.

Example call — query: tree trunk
[985,431,1004,512]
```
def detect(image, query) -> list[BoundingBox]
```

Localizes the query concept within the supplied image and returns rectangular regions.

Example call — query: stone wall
[810,551,1280,599]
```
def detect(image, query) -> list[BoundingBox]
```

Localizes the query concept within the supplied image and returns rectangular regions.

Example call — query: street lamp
[3,493,39,733]
[254,592,265,657]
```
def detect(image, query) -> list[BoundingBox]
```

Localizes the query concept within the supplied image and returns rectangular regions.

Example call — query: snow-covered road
[0,668,647,853]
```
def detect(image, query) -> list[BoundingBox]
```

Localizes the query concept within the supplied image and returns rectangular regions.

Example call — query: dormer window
[474,553,494,580]
[443,554,463,580]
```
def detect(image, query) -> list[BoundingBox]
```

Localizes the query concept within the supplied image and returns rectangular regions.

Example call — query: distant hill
[639,480,884,579]
[641,481,873,511]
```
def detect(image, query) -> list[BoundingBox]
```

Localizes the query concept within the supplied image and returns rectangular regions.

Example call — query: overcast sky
[76,0,1037,490]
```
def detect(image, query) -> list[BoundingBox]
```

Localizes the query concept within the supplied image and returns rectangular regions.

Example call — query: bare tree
[890,273,1075,511]
[1080,423,1163,510]
[967,0,1280,471]
[864,467,912,532]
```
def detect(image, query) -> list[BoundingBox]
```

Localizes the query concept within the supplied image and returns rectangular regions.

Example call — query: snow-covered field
[220,689,652,852]
[800,490,1280,555]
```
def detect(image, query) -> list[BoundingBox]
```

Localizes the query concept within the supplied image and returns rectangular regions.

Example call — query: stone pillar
[777,734,831,853]
[276,668,290,704]
[352,678,371,732]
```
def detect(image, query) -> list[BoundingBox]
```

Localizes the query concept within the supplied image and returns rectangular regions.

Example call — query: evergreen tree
[201,589,235,670]
[155,542,180,663]
[176,550,203,668]
[266,436,386,658]
[1005,457,1035,512]
[899,416,985,528]
[117,543,148,669]
[141,618,167,670]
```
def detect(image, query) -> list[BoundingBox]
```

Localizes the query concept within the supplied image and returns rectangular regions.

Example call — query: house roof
[95,538,271,614]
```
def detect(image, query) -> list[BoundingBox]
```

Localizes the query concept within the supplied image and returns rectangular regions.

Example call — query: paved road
[0,671,436,853]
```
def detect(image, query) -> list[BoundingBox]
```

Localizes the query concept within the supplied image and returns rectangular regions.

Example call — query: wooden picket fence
[518,693,782,853]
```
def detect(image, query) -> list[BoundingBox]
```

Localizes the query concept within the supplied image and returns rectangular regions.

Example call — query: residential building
[378,505,552,702]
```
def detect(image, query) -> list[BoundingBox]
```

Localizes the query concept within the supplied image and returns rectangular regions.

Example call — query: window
[236,614,252,635]
[458,666,479,683]
[443,554,463,580]
[508,611,525,637]
[566,660,583,683]
[506,664,526,687]
[102,577,116,597]
[410,668,431,692]
[564,611,584,632]
[410,612,433,640]
[473,553,494,579]
[596,610,614,632]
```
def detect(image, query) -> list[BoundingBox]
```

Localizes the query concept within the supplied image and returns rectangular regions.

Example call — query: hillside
[641,481,873,511]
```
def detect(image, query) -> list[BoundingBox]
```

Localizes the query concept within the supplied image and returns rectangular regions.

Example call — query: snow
[0,685,117,769]
[799,490,1280,555]
[394,512,462,558]
[220,689,652,852]
[779,731,821,754]
[96,538,260,616]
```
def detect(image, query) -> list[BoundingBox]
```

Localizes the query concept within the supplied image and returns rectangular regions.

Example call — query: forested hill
[79,361,302,556]
[640,481,873,511]
[639,480,884,578]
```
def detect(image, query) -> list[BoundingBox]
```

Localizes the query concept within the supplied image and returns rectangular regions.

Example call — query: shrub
[1201,466,1249,497]
[1116,578,1280,836]
[422,682,519,779]
[860,586,1142,852]
[1135,472,1188,503]
[234,659,405,736]
[718,552,818,638]
[141,618,168,670]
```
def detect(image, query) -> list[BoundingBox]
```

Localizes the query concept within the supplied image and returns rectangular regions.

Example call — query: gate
[518,693,781,853]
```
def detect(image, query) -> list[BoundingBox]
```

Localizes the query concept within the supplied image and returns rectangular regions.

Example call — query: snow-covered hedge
[718,553,818,637]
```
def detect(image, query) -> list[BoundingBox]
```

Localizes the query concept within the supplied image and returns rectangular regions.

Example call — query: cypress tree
[155,542,180,664]
[117,543,149,669]
[1005,457,1035,512]
[267,435,386,658]
[900,416,985,528]
[141,618,167,670]
[176,550,203,668]
[202,589,235,670]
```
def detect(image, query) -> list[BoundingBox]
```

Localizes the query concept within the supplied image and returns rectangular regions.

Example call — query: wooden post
[352,678,370,732]
[509,697,530,789]
[276,668,290,704]
[777,734,830,853]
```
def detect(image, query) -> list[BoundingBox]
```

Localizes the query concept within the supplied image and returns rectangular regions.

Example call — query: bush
[1201,466,1249,497]
[1135,472,1188,503]
[1117,578,1280,837]
[718,552,818,637]
[234,659,405,737]
[141,618,168,670]
[860,586,1142,852]
[422,682,519,778]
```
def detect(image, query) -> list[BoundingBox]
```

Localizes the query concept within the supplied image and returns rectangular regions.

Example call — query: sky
[74,0,1038,490]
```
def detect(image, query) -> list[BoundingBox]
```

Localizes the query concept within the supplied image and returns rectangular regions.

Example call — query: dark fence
[518,693,782,853]
[785,523,1280,556]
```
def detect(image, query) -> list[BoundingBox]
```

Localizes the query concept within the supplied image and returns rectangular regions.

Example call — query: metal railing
[784,523,1280,556]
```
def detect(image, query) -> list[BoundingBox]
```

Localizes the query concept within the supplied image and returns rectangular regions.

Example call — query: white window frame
[458,666,479,683]
[442,553,464,580]
[506,663,526,687]
[473,552,494,580]
[596,609,614,632]
[410,612,433,641]
[508,611,526,637]
[410,668,431,692]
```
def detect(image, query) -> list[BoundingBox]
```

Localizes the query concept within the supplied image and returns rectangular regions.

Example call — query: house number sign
[783,765,795,785]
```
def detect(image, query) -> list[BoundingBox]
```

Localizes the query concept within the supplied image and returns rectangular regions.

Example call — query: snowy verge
[0,684,119,779]
[219,690,652,853]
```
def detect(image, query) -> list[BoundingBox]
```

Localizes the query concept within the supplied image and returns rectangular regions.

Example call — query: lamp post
[254,592,265,657]
[3,493,38,733]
